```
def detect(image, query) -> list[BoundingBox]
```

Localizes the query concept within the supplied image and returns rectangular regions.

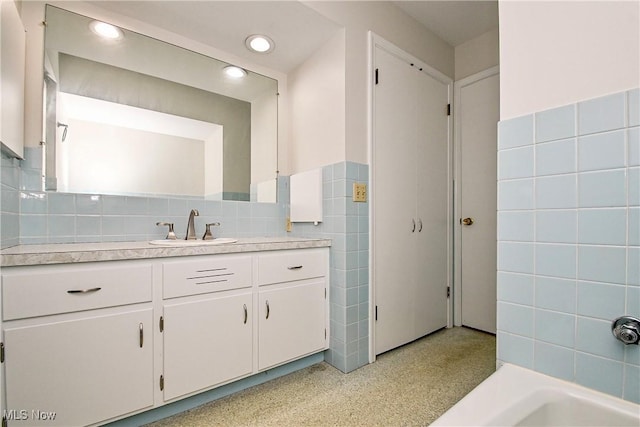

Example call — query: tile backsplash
[497,88,640,403]
[3,145,287,245]
[18,190,286,244]
[0,153,20,248]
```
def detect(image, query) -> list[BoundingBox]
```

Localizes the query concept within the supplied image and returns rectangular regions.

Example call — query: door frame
[452,66,500,327]
[368,32,454,363]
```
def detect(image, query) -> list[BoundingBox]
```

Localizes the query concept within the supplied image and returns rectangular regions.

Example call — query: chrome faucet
[185,209,200,240]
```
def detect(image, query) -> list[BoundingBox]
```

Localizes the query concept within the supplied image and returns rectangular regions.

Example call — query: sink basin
[149,238,238,246]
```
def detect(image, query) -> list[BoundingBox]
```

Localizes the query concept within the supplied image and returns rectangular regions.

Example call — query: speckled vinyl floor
[146,326,496,427]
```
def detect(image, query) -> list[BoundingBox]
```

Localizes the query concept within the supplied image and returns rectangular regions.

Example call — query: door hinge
[447,286,451,298]
[1,342,4,363]
[160,375,164,391]
[375,305,378,321]
[375,68,379,85]
[447,104,451,116]
[159,316,164,332]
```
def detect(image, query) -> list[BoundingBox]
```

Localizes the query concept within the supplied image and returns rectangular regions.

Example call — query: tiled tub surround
[0,152,369,374]
[497,88,640,403]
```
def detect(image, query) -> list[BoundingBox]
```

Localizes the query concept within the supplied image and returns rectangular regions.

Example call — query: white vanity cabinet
[257,249,328,370]
[1,261,154,427]
[161,255,254,401]
[0,241,330,425]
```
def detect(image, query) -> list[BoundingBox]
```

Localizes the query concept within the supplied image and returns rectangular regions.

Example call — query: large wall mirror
[43,5,278,202]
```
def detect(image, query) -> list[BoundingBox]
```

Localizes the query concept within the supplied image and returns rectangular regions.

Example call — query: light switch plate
[353,183,367,202]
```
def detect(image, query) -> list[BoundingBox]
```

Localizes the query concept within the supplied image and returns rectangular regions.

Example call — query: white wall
[204,127,223,198]
[304,1,454,166]
[288,30,346,174]
[251,90,278,184]
[63,120,205,196]
[499,0,640,119]
[454,28,499,81]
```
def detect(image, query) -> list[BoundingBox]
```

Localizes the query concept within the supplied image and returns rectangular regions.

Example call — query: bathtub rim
[431,362,640,426]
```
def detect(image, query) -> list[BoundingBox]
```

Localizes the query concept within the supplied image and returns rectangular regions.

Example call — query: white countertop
[0,237,331,267]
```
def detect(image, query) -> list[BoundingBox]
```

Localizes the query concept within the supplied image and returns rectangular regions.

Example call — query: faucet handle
[156,222,177,240]
[202,222,220,240]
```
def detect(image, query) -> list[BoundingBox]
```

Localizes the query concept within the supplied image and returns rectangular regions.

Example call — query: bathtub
[431,363,640,426]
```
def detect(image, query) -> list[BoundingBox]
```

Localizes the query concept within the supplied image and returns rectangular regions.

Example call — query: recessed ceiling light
[89,20,124,40]
[245,34,275,54]
[223,65,247,79]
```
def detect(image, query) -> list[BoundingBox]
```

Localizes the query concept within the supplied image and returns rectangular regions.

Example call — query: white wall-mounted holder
[290,168,323,224]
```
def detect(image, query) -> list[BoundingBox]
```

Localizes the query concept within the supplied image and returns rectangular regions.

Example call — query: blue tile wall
[1,152,21,248]
[289,161,369,373]
[497,88,640,403]
[3,144,288,245]
[16,191,287,244]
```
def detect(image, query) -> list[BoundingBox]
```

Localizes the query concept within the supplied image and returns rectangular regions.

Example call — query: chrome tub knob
[612,316,640,345]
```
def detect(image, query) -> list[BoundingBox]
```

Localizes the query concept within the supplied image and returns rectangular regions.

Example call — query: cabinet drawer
[257,249,327,286]
[2,262,153,320]
[163,254,252,299]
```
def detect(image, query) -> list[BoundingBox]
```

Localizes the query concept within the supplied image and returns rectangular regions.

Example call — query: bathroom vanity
[0,238,330,426]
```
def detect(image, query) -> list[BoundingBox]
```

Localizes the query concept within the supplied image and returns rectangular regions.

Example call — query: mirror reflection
[43,5,279,202]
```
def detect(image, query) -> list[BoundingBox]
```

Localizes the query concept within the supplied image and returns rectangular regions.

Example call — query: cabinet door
[258,280,326,370]
[4,308,154,427]
[163,292,253,401]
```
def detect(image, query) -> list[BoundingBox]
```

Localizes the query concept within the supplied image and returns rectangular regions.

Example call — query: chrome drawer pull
[287,265,303,270]
[243,304,248,324]
[139,323,144,348]
[67,287,102,294]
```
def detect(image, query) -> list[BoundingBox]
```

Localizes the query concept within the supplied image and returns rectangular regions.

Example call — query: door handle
[461,217,474,226]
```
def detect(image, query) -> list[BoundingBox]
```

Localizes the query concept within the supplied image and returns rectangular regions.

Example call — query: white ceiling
[89,1,342,73]
[394,1,499,47]
[88,1,499,73]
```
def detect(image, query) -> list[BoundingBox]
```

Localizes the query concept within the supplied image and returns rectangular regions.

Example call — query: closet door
[414,66,450,338]
[373,47,420,354]
[373,44,450,355]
